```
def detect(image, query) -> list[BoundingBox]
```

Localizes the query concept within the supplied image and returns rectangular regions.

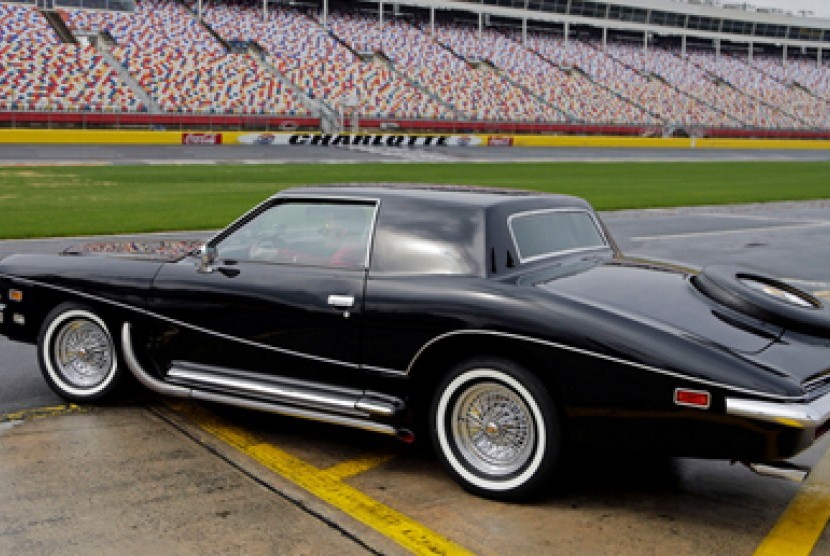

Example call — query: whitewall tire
[38,304,122,402]
[430,358,560,501]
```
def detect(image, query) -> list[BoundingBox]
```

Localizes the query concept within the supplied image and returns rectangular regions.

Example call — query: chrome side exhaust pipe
[121,323,415,442]
[743,461,811,483]
[122,323,192,398]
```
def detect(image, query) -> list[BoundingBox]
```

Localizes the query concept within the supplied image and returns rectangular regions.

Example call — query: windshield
[509,209,608,263]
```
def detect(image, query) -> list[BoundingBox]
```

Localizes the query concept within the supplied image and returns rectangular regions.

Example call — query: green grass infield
[1,161,828,239]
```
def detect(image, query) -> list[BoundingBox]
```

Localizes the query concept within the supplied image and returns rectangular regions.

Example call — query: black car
[1,184,829,500]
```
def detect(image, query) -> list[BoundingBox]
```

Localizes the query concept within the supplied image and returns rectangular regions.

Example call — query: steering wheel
[249,234,289,261]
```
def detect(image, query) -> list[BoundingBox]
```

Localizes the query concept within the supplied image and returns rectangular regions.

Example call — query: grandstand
[1,0,829,136]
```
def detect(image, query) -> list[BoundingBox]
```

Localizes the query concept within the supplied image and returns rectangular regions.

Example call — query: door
[148,198,377,387]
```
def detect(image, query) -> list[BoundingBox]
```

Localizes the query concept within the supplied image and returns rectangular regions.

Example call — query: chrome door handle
[327,295,355,309]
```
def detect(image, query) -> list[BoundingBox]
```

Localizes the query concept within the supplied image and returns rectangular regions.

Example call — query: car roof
[276,183,591,211]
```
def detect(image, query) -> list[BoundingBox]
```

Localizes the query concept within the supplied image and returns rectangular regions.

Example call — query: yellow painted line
[0,403,84,423]
[754,441,830,556]
[324,450,398,481]
[172,402,473,556]
[814,290,830,301]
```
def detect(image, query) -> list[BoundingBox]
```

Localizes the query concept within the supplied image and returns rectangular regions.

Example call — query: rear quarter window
[509,209,607,263]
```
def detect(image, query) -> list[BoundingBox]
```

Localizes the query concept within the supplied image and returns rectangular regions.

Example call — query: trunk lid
[529,259,781,355]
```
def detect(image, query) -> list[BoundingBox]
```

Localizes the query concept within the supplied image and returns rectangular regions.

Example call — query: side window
[370,203,484,276]
[509,209,607,263]
[215,200,375,268]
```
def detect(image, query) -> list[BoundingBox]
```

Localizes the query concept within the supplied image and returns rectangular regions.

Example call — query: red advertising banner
[487,136,514,147]
[181,133,223,145]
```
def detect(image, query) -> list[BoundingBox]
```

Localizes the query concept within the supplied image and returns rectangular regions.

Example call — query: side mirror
[197,245,218,273]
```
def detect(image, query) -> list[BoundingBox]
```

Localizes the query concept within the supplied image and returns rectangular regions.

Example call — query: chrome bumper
[726,390,830,429]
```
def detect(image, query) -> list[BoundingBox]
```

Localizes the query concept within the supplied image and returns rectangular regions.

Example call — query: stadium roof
[356,0,830,50]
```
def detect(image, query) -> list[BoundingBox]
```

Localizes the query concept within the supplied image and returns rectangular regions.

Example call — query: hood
[63,239,203,262]
[0,252,167,305]
[529,259,782,355]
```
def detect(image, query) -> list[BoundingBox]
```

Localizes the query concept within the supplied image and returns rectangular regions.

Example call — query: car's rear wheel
[430,358,560,501]
[38,304,122,402]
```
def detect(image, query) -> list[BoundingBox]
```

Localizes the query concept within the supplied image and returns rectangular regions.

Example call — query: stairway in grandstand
[62,0,311,116]
[96,43,162,113]
[594,42,743,129]
[435,39,571,123]
[43,7,157,114]
[181,0,322,120]
[244,43,330,122]
[41,10,76,44]
[50,10,160,113]
[370,53,462,120]
[724,54,827,128]
[681,51,806,128]
[0,3,146,113]
[319,21,461,120]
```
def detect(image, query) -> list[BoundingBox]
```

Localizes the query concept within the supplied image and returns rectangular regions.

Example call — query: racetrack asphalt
[0,144,829,165]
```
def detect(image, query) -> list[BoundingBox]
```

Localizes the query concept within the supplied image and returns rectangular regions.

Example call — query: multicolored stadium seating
[63,0,308,115]
[1,0,829,133]
[329,14,559,122]
[198,1,449,119]
[0,3,143,112]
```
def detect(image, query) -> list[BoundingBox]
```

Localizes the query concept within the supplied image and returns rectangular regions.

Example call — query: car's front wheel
[430,358,560,501]
[38,304,122,402]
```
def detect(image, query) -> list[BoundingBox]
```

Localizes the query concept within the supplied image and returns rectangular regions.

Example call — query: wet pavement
[0,405,387,555]
[1,400,828,555]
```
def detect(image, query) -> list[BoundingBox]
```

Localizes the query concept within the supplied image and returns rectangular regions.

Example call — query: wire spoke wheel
[38,305,122,401]
[431,358,560,501]
[52,318,114,389]
[453,382,535,477]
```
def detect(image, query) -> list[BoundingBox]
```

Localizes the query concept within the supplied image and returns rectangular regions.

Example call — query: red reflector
[675,389,711,409]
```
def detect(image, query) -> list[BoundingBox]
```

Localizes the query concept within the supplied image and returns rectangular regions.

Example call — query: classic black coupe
[1,185,829,500]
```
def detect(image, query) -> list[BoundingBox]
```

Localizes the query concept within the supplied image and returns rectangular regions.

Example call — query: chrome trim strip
[0,273,32,284]
[726,390,830,428]
[17,277,361,370]
[405,329,810,402]
[362,364,407,376]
